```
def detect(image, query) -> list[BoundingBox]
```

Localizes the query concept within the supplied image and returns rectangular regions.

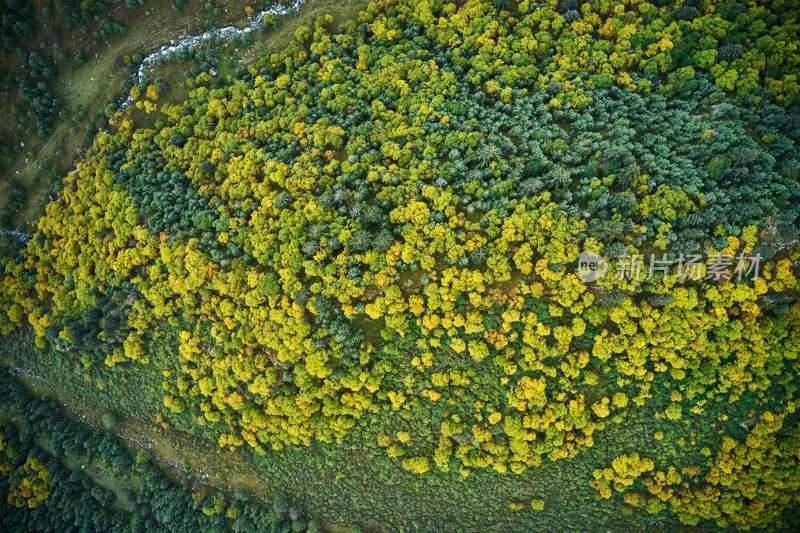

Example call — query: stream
[119,0,307,111]
[0,230,28,245]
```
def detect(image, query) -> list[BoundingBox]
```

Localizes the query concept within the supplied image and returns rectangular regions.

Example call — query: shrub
[101,413,117,429]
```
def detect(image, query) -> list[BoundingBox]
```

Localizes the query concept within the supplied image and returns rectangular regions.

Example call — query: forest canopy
[2,0,800,531]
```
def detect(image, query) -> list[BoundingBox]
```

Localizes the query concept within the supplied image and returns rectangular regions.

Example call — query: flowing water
[119,0,307,111]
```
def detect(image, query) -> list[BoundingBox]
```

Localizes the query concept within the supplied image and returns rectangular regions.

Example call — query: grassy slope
[1,326,692,532]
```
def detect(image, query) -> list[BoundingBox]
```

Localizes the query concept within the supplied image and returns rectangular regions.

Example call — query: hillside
[2,0,800,531]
